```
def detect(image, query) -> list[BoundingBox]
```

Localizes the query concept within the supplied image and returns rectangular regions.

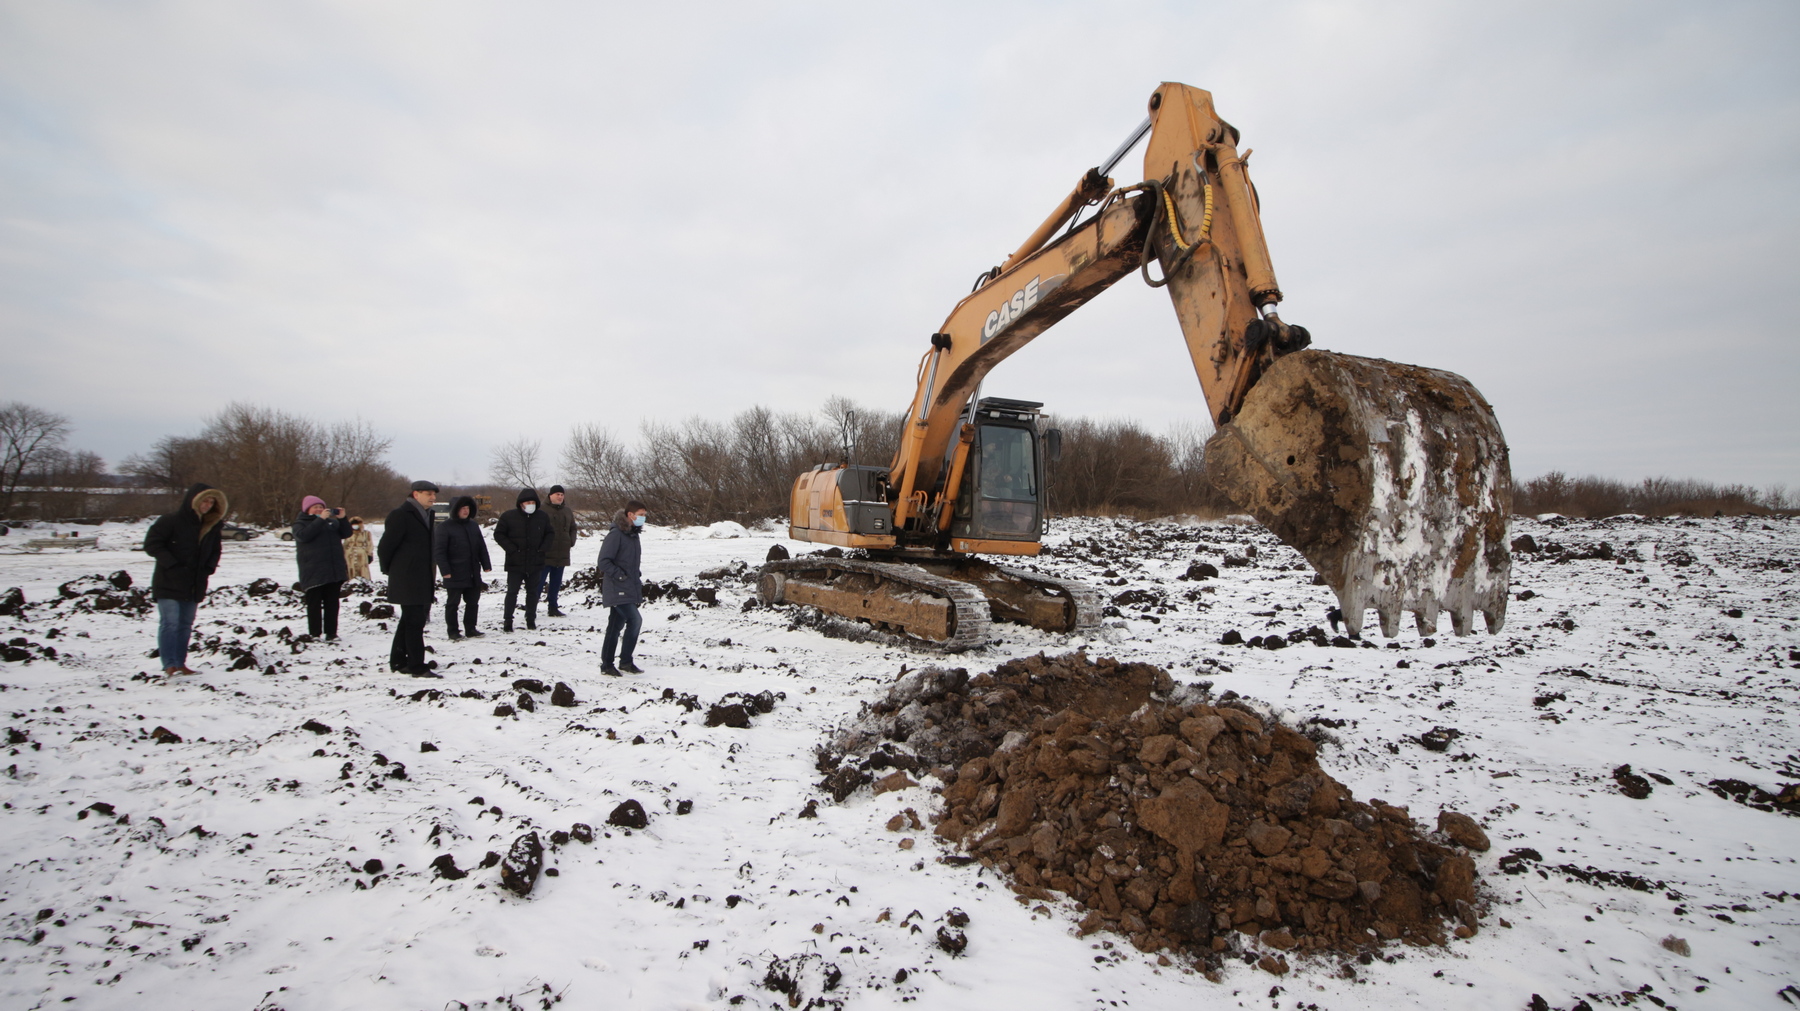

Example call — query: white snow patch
[0,513,1793,1009]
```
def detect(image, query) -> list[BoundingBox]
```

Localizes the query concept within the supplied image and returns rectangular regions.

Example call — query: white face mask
[522,503,536,515]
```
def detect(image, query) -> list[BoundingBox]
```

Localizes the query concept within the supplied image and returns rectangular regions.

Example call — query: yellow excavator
[758,83,1511,650]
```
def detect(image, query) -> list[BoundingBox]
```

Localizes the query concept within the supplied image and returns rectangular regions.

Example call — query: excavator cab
[949,398,1046,547]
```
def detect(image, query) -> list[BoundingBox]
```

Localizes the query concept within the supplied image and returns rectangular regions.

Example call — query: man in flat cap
[378,479,441,676]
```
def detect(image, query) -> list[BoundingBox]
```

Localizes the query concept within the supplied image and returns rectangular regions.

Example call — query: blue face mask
[632,514,646,528]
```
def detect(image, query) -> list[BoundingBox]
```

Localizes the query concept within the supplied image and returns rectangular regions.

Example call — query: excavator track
[758,557,994,652]
[991,564,1105,636]
[758,556,1105,650]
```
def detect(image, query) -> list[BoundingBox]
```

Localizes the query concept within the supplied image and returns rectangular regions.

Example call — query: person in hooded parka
[493,487,554,632]
[433,495,492,639]
[142,483,229,675]
[342,517,374,580]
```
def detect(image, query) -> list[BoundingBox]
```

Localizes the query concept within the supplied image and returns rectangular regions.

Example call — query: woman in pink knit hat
[293,494,352,640]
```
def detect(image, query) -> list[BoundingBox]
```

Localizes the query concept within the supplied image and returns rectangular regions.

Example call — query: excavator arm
[893,84,1305,520]
[786,83,1512,642]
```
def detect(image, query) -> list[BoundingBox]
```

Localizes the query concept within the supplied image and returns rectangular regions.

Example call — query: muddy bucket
[1205,350,1511,637]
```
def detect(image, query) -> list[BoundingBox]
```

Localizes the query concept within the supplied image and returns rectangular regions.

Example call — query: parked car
[218,523,261,542]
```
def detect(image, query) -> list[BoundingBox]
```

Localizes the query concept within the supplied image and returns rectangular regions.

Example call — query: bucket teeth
[1451,607,1473,637]
[1206,350,1513,639]
[1414,602,1440,637]
[1377,604,1401,639]
[1337,589,1367,638]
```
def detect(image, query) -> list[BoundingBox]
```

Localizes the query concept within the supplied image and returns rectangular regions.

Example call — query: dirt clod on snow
[819,652,1486,965]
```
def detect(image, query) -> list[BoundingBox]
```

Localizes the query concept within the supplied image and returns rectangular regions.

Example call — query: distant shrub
[1514,471,1793,518]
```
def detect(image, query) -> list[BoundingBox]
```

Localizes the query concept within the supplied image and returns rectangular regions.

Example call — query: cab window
[976,425,1037,535]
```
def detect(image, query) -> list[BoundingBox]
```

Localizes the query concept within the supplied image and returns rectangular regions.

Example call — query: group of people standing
[142,480,650,679]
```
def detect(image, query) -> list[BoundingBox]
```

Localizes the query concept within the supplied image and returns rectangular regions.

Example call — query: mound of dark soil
[819,652,1485,966]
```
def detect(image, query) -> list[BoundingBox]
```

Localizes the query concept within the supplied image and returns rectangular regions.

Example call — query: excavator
[758,83,1511,650]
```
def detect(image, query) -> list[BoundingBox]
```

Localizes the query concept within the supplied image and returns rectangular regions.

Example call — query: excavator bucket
[1205,350,1511,638]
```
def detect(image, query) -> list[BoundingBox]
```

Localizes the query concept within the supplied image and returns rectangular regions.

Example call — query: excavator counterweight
[762,82,1511,648]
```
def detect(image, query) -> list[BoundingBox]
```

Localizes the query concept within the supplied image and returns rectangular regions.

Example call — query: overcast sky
[2,0,1796,489]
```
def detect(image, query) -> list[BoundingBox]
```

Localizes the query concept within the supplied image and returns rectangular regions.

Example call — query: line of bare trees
[1513,472,1794,518]
[14,396,1796,527]
[536,403,1235,524]
[547,397,905,524]
[122,404,405,525]
[1044,417,1232,517]
[0,401,113,520]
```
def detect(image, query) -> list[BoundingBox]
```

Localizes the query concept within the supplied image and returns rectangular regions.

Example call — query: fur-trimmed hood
[183,483,229,539]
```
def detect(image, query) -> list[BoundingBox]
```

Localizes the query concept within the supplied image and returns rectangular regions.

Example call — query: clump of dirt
[818,651,1487,968]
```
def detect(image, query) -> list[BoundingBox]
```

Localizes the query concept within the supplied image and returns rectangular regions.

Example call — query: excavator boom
[771,83,1512,644]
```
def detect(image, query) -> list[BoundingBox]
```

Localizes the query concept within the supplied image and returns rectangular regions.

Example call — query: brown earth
[819,651,1486,968]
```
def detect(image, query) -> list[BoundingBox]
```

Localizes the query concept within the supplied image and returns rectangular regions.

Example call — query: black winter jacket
[143,483,229,601]
[377,498,437,605]
[544,501,579,567]
[597,509,643,607]
[433,496,492,589]
[292,511,352,589]
[494,490,554,571]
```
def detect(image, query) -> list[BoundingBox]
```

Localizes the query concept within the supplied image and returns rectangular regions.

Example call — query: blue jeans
[603,604,641,666]
[156,599,198,670]
[534,566,565,611]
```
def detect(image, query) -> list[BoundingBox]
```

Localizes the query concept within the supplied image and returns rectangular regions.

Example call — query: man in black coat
[537,484,579,617]
[378,479,440,676]
[142,482,229,675]
[493,487,554,632]
[433,495,492,639]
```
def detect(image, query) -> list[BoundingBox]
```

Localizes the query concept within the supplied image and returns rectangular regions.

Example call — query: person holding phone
[294,494,353,640]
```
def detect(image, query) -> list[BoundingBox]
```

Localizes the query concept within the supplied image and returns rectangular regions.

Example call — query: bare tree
[1045,417,1181,515]
[821,395,905,469]
[490,437,543,489]
[121,435,211,491]
[319,420,394,510]
[198,403,318,523]
[560,423,631,497]
[0,402,71,518]
[37,449,106,487]
[121,404,404,524]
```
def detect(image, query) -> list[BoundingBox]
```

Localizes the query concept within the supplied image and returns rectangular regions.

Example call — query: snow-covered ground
[0,513,1794,1010]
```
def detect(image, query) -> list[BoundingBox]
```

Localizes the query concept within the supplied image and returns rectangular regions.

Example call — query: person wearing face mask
[597,499,649,676]
[342,516,373,581]
[493,487,554,632]
[433,495,492,639]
